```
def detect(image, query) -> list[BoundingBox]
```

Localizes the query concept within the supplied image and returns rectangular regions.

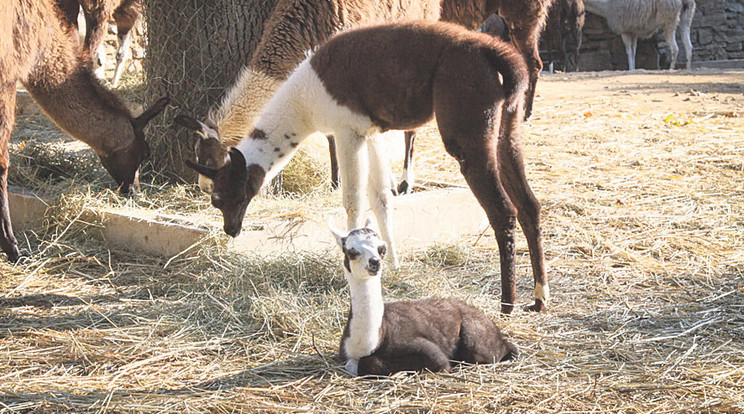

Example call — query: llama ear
[135,96,170,127]
[363,218,374,229]
[328,221,347,248]
[174,114,218,139]
[185,159,219,179]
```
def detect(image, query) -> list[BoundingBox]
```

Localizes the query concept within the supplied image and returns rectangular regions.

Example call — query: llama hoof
[396,180,409,195]
[345,359,359,376]
[524,299,546,312]
[3,245,22,263]
[501,303,515,314]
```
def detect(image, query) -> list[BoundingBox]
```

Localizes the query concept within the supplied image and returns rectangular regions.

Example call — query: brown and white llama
[0,0,168,262]
[177,0,551,195]
[331,223,517,376]
[56,0,142,84]
[183,21,549,313]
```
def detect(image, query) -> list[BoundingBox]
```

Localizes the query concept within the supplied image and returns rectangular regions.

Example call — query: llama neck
[234,60,316,184]
[24,68,135,156]
[344,270,385,360]
[208,69,282,147]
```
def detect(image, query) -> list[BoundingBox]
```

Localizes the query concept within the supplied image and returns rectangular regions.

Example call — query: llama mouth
[366,268,380,276]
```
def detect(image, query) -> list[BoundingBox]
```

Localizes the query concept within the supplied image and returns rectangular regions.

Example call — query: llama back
[309,21,526,131]
[381,297,516,364]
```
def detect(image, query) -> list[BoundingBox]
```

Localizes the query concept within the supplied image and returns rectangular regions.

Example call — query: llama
[331,224,517,376]
[442,0,552,119]
[56,0,142,84]
[584,0,696,70]
[480,14,510,42]
[177,0,551,195]
[183,21,549,313]
[0,0,168,262]
[542,0,585,72]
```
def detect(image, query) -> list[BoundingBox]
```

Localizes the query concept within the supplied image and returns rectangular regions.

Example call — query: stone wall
[543,0,744,71]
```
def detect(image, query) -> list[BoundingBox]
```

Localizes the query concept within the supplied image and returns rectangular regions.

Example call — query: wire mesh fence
[142,0,278,182]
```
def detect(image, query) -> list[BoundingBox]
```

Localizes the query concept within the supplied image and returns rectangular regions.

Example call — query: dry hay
[1,69,743,413]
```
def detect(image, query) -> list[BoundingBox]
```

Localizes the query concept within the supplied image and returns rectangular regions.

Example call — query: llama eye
[378,245,387,257]
[211,195,224,209]
[346,248,360,260]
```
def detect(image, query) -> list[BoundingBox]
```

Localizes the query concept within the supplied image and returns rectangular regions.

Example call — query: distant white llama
[584,0,696,70]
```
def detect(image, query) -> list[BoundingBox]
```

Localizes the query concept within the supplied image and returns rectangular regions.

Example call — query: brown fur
[542,0,585,72]
[55,0,142,70]
[343,298,518,375]
[0,0,167,262]
[440,0,553,118]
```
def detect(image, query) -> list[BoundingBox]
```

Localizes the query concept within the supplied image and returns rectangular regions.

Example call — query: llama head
[330,221,387,278]
[173,114,227,192]
[185,148,265,237]
[100,96,169,194]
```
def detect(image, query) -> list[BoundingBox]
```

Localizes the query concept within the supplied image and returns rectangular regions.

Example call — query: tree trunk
[143,0,278,181]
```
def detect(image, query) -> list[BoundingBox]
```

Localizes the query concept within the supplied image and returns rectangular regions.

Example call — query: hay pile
[1,69,743,412]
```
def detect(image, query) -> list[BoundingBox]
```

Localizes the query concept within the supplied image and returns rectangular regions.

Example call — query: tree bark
[144,0,279,180]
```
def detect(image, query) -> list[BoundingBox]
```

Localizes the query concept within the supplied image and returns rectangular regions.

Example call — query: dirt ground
[1,68,743,413]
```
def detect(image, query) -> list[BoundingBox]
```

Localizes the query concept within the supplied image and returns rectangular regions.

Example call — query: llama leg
[457,311,518,364]
[397,130,416,195]
[663,26,680,70]
[83,7,108,77]
[620,33,635,70]
[573,27,583,72]
[358,339,452,376]
[508,25,543,119]
[682,25,693,69]
[0,84,20,262]
[367,136,398,268]
[112,27,133,87]
[438,127,519,312]
[335,131,367,230]
[496,128,548,312]
[326,135,340,190]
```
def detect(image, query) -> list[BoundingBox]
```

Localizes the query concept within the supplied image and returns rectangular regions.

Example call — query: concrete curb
[8,186,489,258]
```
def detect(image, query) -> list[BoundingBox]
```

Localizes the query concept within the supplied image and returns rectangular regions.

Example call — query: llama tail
[481,41,529,114]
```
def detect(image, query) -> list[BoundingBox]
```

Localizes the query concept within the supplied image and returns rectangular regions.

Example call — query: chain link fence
[142,0,278,182]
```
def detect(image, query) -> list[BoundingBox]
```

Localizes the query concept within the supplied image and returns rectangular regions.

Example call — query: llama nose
[224,224,242,238]
[367,258,380,273]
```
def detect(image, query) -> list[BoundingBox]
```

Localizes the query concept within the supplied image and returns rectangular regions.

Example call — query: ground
[1,68,742,413]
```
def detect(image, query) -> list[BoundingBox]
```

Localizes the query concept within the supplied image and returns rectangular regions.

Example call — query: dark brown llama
[0,0,168,262]
[184,21,549,313]
[331,225,517,376]
[542,0,585,72]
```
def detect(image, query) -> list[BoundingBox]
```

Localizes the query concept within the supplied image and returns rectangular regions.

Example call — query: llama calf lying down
[331,224,517,376]
[184,21,548,313]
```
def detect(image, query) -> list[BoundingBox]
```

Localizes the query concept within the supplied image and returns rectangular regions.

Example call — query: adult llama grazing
[330,223,518,376]
[584,0,696,70]
[176,0,551,194]
[0,0,168,262]
[184,21,549,314]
